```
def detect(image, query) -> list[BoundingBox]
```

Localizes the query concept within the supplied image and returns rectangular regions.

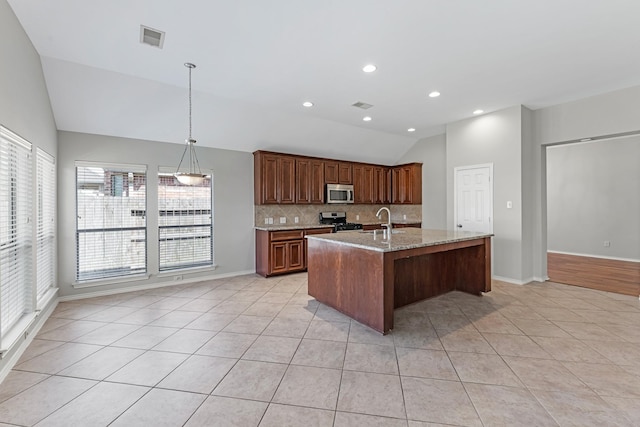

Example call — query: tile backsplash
[255,204,421,226]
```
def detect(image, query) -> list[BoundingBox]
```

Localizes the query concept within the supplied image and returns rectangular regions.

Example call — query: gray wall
[533,84,640,280]
[546,137,640,261]
[57,131,255,297]
[397,134,447,229]
[0,0,58,375]
[0,0,57,153]
[446,106,529,282]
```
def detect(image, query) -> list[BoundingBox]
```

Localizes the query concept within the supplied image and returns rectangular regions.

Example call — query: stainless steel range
[319,211,363,232]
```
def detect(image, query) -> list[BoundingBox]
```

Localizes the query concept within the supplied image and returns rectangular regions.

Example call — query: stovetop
[319,212,362,232]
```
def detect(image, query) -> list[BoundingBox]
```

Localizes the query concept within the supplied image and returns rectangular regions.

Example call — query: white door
[454,164,493,233]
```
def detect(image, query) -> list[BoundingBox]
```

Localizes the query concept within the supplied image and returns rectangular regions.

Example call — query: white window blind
[0,126,33,336]
[36,149,55,300]
[158,171,213,271]
[76,163,147,281]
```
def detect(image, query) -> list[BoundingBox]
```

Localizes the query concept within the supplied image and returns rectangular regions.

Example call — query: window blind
[158,171,213,271]
[36,149,55,300]
[76,164,147,281]
[0,126,33,336]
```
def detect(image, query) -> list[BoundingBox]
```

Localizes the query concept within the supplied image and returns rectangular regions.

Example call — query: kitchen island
[306,228,493,334]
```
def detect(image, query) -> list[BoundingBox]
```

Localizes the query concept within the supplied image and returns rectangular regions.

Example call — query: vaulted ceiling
[8,0,640,164]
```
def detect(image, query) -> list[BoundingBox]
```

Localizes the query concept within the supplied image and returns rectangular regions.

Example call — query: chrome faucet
[376,207,392,238]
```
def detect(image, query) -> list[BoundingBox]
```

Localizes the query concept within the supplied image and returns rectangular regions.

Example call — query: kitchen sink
[359,230,405,235]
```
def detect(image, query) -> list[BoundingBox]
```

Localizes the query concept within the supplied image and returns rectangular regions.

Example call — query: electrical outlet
[268,218,273,224]
[356,215,360,220]
[403,214,407,220]
[604,240,610,247]
[280,217,286,224]
[294,217,299,223]
[264,218,269,224]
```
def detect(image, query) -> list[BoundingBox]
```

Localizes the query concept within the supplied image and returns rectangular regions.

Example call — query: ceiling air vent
[352,101,373,110]
[140,25,165,49]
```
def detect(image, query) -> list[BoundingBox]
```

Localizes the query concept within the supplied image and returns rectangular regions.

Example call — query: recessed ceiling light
[302,101,313,107]
[363,116,372,122]
[407,128,416,132]
[362,64,377,73]
[473,109,484,115]
[428,91,440,98]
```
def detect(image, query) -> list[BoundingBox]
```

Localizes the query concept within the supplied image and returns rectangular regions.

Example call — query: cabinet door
[296,158,311,204]
[373,166,390,204]
[338,162,352,184]
[288,240,305,271]
[354,164,374,203]
[324,161,339,184]
[309,160,325,204]
[261,153,279,204]
[270,242,288,274]
[279,156,296,204]
[391,167,405,204]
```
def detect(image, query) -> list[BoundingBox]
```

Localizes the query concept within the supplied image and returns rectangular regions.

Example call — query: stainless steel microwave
[326,184,354,204]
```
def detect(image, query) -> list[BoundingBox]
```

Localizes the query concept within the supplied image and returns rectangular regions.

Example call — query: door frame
[453,163,494,233]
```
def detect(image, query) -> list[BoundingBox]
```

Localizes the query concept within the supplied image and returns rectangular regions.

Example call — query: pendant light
[175,62,206,186]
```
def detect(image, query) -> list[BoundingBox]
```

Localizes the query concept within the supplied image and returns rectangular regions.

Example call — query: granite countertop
[254,224,335,231]
[306,228,493,252]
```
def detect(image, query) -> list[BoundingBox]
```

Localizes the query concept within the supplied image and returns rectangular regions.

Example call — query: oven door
[326,184,354,204]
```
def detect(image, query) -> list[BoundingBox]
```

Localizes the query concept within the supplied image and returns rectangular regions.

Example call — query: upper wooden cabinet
[353,164,374,204]
[255,150,421,206]
[391,163,422,204]
[254,151,296,204]
[373,166,391,204]
[296,158,324,204]
[325,161,352,184]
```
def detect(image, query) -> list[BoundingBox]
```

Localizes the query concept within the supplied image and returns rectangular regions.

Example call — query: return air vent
[352,101,373,110]
[140,25,165,48]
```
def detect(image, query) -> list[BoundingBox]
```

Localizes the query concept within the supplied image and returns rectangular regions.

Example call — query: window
[76,163,147,281]
[36,149,56,301]
[158,171,213,271]
[0,126,32,336]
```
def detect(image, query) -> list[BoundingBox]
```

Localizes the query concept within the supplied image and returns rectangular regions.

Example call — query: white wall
[397,134,447,229]
[57,131,255,298]
[0,0,58,376]
[446,106,530,282]
[546,137,640,261]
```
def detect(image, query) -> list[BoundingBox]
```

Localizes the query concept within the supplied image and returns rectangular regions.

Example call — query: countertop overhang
[305,228,493,252]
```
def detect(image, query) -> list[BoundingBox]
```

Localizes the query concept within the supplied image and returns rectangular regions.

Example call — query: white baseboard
[59,269,257,302]
[0,295,59,384]
[547,250,640,264]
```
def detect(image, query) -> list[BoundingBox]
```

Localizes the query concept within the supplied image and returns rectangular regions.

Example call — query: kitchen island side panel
[307,238,388,333]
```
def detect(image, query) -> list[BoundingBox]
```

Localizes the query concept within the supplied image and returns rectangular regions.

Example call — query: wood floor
[547,252,640,296]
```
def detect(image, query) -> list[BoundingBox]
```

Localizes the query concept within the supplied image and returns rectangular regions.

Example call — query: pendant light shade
[175,62,206,186]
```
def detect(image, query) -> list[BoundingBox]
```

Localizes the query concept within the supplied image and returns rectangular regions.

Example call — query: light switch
[507,201,513,209]
[280,217,286,224]
[294,217,299,223]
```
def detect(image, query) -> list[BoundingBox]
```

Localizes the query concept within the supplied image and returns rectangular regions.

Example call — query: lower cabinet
[256,227,332,277]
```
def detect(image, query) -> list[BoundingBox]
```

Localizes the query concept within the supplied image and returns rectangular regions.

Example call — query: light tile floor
[1,273,640,426]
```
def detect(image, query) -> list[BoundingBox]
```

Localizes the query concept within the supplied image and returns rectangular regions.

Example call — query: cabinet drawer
[304,228,333,236]
[270,230,304,241]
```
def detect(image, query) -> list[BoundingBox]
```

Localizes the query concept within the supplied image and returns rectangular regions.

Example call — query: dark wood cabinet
[255,150,421,206]
[325,161,352,184]
[373,166,391,204]
[256,229,305,276]
[353,164,375,204]
[256,227,333,277]
[391,163,422,204]
[296,158,324,204]
[254,152,295,204]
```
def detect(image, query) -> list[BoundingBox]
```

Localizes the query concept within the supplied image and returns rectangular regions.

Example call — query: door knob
[456,224,462,228]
